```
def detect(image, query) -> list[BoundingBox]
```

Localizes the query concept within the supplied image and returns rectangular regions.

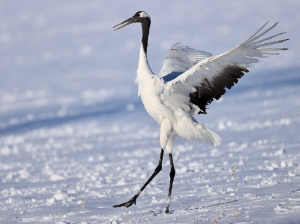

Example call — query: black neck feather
[141,18,151,55]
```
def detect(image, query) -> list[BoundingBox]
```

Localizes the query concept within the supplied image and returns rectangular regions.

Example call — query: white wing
[158,43,212,82]
[162,21,288,114]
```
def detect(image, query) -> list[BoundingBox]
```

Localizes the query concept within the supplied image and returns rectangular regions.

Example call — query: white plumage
[113,12,288,213]
[137,20,287,152]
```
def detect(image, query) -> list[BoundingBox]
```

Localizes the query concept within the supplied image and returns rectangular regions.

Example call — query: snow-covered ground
[1,1,300,223]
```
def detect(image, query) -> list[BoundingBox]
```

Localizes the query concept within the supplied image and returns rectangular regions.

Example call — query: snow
[1,0,300,223]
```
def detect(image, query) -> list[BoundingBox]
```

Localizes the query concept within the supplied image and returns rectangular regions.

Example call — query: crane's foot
[165,207,171,214]
[113,195,137,208]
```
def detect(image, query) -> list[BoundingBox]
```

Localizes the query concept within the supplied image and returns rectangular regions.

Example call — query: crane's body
[112,11,288,213]
[137,43,221,151]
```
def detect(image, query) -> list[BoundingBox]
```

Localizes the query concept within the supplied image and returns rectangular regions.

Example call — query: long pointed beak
[113,17,134,31]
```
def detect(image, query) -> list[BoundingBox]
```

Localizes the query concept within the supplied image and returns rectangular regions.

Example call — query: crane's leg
[113,148,164,208]
[165,133,176,214]
[113,119,173,209]
[165,153,175,214]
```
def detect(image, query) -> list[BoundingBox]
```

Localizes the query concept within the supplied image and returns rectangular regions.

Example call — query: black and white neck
[113,11,154,81]
[138,11,151,55]
[135,11,154,85]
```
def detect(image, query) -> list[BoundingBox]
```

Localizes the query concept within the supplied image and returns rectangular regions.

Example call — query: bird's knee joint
[170,168,175,178]
[155,164,162,173]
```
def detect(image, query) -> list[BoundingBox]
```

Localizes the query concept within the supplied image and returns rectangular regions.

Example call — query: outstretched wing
[158,43,212,83]
[162,21,288,114]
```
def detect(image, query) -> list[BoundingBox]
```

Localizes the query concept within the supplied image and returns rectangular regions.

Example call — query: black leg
[113,148,164,208]
[165,153,175,214]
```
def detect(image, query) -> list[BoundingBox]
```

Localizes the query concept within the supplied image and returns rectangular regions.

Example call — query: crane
[112,11,288,214]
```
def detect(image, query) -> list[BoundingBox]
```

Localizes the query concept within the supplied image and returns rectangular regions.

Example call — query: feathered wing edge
[158,43,213,79]
[163,21,289,114]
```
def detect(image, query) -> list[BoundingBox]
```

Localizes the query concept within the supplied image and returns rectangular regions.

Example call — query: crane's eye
[134,12,141,17]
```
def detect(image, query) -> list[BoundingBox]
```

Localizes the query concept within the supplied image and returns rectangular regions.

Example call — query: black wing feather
[190,65,249,114]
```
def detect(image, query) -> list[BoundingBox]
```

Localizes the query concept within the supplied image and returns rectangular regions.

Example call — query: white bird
[112,11,288,213]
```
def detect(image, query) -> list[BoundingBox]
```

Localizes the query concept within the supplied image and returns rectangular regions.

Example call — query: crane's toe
[113,196,137,208]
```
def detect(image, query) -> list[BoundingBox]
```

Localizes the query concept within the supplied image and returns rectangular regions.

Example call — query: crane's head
[113,11,151,31]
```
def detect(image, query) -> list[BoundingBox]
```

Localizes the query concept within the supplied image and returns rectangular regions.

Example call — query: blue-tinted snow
[0,1,300,223]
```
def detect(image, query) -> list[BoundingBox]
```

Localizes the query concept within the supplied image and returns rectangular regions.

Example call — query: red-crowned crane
[112,11,288,213]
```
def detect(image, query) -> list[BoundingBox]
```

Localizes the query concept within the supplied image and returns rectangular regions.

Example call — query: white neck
[136,43,154,81]
[135,43,154,96]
